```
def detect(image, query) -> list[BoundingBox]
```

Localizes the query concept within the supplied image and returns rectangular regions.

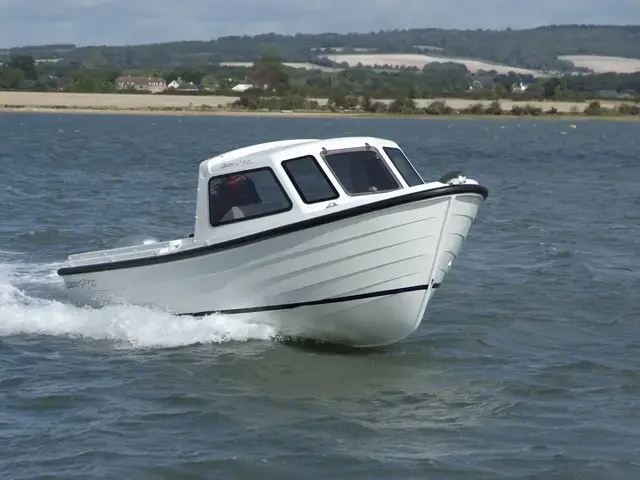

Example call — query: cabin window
[282,155,339,204]
[383,147,424,187]
[323,149,400,195]
[208,167,292,226]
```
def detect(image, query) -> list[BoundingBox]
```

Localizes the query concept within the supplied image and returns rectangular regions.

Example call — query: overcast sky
[1,0,639,48]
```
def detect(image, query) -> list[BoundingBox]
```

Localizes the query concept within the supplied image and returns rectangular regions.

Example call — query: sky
[1,0,639,48]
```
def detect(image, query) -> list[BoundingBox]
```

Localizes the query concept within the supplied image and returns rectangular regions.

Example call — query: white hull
[60,191,483,347]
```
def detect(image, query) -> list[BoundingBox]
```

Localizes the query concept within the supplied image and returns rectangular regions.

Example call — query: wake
[0,252,276,349]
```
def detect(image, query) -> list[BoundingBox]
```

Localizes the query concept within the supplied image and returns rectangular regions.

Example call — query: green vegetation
[4,52,639,104]
[4,25,640,72]
[5,97,639,120]
[226,96,639,118]
[1,26,639,119]
[0,55,38,89]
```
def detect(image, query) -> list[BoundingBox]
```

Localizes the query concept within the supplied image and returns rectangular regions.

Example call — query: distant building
[115,76,166,93]
[467,78,493,91]
[511,81,529,93]
[231,83,255,92]
[167,77,199,92]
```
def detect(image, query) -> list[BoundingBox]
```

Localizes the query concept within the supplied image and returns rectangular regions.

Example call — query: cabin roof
[199,136,401,176]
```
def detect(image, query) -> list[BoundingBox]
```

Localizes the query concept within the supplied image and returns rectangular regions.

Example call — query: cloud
[0,0,639,47]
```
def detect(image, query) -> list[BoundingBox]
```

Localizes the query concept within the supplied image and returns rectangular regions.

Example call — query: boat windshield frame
[382,146,425,187]
[281,154,341,205]
[320,145,404,197]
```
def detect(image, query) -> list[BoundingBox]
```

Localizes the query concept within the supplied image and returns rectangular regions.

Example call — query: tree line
[3,25,640,72]
[2,54,639,105]
[230,95,639,117]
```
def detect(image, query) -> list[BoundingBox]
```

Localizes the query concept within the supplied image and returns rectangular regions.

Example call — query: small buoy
[569,124,577,129]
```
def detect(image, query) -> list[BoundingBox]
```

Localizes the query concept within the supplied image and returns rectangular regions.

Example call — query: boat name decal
[65,278,96,289]
[220,159,252,169]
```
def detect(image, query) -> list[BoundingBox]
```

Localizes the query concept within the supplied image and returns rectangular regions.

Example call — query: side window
[383,147,424,187]
[208,168,292,226]
[282,155,339,204]
[323,149,400,195]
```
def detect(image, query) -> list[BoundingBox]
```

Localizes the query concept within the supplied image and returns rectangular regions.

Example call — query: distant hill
[5,25,640,73]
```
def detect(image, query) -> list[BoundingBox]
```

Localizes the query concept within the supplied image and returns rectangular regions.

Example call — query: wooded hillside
[3,25,639,72]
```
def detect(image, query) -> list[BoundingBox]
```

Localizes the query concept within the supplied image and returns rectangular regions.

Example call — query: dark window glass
[383,147,424,187]
[324,149,400,195]
[208,168,292,226]
[282,155,339,204]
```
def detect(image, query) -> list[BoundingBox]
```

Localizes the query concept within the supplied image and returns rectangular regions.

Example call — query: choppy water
[1,113,639,479]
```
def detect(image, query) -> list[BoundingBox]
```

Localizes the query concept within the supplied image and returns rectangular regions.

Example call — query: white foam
[7,259,65,287]
[0,261,276,349]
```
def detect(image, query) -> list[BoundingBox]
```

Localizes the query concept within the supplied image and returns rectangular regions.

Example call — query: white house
[167,77,199,91]
[231,83,255,92]
[512,81,529,93]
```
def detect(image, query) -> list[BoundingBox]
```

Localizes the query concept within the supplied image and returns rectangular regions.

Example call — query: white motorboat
[57,136,489,347]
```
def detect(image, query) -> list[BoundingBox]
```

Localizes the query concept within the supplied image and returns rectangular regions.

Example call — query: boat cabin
[192,136,426,241]
[62,137,435,269]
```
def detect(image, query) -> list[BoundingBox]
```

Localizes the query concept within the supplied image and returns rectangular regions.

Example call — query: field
[0,92,239,109]
[220,62,339,72]
[214,54,640,76]
[559,55,640,74]
[1,91,633,116]
[319,53,544,76]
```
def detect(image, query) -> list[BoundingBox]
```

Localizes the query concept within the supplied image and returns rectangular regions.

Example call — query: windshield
[323,149,400,195]
[208,167,292,226]
[383,147,424,186]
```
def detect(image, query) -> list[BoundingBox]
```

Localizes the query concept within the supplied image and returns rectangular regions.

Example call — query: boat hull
[59,191,484,347]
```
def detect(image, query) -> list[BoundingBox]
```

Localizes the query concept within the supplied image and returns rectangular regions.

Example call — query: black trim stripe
[182,282,439,317]
[58,184,488,276]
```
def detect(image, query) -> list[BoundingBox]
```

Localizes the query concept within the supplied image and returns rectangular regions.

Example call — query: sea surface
[1,112,639,479]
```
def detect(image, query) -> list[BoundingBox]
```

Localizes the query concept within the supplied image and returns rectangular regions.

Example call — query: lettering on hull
[220,159,252,170]
[65,278,96,290]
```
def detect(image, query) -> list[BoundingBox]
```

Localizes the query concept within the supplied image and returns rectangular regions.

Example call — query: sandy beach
[0,91,636,118]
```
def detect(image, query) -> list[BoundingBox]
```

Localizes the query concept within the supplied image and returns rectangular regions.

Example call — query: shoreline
[2,105,639,121]
[0,92,638,121]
